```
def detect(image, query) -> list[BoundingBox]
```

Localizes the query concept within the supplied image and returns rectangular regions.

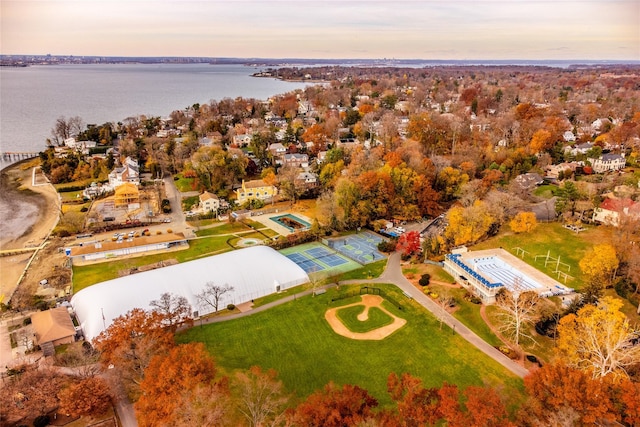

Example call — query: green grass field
[472,222,613,290]
[177,284,523,406]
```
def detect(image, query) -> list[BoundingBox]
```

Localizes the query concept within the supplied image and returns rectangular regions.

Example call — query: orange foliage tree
[291,382,378,427]
[93,308,175,398]
[135,342,218,427]
[521,363,617,426]
[58,377,112,417]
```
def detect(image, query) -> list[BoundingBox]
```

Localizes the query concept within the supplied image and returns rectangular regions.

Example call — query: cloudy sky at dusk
[2,0,638,60]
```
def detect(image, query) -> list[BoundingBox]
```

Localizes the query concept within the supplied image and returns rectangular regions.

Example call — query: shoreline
[0,159,60,250]
[0,159,61,302]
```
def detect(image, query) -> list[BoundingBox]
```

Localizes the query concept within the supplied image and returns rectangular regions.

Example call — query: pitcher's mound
[325,294,406,340]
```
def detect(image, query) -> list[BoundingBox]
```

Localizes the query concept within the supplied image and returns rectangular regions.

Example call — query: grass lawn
[173,174,196,192]
[333,259,387,281]
[533,184,558,199]
[484,305,558,364]
[195,221,254,237]
[72,236,233,292]
[403,263,455,284]
[472,222,613,291]
[177,284,523,407]
[182,195,199,211]
[337,305,394,333]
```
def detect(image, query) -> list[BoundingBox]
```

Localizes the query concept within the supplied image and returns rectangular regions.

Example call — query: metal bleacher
[446,254,501,289]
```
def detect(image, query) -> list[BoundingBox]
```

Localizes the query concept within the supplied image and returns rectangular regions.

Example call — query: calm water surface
[0,63,309,241]
[0,63,309,166]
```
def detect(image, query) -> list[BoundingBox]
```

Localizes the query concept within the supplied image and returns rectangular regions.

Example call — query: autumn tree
[495,288,540,347]
[436,166,470,201]
[0,368,68,423]
[462,386,514,427]
[149,292,193,330]
[508,211,538,234]
[135,342,218,427]
[579,243,619,290]
[556,296,640,379]
[291,382,378,427]
[529,129,553,154]
[386,372,441,425]
[395,231,421,257]
[234,366,290,427]
[443,200,496,247]
[58,377,112,417]
[93,308,174,398]
[196,282,235,314]
[520,363,618,426]
[172,382,232,427]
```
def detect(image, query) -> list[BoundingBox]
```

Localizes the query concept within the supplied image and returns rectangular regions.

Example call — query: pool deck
[458,248,571,295]
[250,210,314,236]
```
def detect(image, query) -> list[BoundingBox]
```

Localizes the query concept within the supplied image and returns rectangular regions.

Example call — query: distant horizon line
[2,54,639,64]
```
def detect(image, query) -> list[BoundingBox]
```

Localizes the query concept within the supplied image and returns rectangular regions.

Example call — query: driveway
[162,177,193,237]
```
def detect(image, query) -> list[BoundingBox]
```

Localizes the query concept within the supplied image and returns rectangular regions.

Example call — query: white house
[589,153,625,173]
[268,143,287,156]
[563,131,576,142]
[565,142,594,156]
[199,191,220,212]
[295,171,319,188]
[108,156,140,188]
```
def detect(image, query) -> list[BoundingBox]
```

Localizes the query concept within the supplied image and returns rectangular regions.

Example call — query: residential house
[199,191,220,212]
[295,171,319,188]
[564,142,594,157]
[108,156,140,188]
[235,179,278,204]
[316,151,328,165]
[592,198,640,226]
[269,143,287,156]
[233,134,252,147]
[283,153,309,169]
[31,307,76,356]
[563,131,576,142]
[589,153,625,173]
[514,173,544,191]
[545,162,583,180]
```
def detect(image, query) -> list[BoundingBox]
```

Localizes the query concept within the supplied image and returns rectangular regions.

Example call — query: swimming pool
[470,256,543,291]
[270,214,311,232]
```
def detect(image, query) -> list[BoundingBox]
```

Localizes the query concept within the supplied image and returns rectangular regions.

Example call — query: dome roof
[71,246,309,341]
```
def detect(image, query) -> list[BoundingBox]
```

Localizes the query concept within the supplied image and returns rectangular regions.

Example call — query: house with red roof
[592,198,640,226]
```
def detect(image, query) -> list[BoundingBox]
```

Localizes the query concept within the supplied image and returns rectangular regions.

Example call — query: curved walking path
[353,252,529,378]
[195,251,528,378]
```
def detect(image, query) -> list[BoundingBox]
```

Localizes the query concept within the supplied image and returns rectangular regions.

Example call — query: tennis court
[280,242,361,275]
[325,230,387,264]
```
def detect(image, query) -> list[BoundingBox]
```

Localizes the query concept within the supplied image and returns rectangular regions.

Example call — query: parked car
[163,218,172,223]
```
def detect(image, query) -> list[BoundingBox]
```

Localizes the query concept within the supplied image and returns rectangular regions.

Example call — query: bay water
[0,63,309,167]
[0,63,309,244]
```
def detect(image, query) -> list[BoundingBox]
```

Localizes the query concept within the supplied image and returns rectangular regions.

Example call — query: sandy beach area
[0,160,61,302]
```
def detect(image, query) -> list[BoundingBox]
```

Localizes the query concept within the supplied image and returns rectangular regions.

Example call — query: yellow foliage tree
[579,243,619,286]
[529,129,553,154]
[556,297,640,380]
[444,201,495,247]
[509,211,538,233]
